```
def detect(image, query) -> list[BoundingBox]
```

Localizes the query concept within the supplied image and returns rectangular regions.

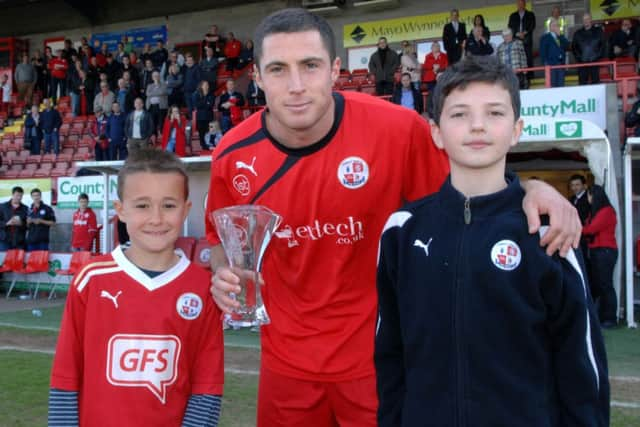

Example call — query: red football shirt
[71,208,97,250]
[51,247,224,426]
[206,91,448,381]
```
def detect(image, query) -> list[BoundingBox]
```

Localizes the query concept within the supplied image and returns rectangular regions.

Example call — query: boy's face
[115,172,191,259]
[78,198,89,209]
[432,82,523,173]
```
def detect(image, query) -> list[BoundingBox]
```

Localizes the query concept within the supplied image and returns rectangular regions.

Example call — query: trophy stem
[253,270,270,325]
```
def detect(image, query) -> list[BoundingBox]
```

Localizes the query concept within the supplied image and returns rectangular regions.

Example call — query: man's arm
[521,179,581,256]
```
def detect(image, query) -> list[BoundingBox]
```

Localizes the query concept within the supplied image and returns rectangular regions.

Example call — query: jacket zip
[454,197,471,426]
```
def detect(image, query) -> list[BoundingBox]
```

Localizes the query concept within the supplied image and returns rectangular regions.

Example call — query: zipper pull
[464,198,471,224]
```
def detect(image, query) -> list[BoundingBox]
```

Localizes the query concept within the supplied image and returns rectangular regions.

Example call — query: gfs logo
[337,156,369,189]
[107,334,181,404]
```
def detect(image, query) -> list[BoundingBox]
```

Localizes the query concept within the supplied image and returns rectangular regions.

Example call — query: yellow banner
[590,0,640,21]
[344,4,517,48]
[0,179,51,197]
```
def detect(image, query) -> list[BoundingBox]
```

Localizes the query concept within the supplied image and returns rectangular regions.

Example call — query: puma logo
[235,156,258,176]
[100,290,122,309]
[413,238,433,256]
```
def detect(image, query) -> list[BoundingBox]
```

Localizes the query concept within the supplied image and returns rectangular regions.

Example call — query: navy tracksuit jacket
[375,173,609,427]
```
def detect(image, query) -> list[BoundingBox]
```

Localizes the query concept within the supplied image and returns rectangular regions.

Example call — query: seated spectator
[194,81,215,150]
[91,106,109,161]
[237,40,254,69]
[24,105,43,155]
[40,98,62,154]
[392,72,423,114]
[93,82,115,116]
[151,40,169,69]
[539,19,569,87]
[609,19,637,59]
[421,41,448,91]
[204,120,223,149]
[469,14,490,40]
[400,41,421,91]
[145,70,169,135]
[218,79,245,133]
[161,105,187,156]
[115,77,134,115]
[166,64,184,107]
[15,52,37,106]
[202,24,225,57]
[224,32,243,71]
[466,25,494,56]
[106,101,127,161]
[497,28,528,89]
[200,46,219,87]
[124,97,154,154]
[246,71,266,107]
[625,98,640,136]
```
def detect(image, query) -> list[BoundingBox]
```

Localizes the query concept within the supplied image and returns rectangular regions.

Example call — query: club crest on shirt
[490,240,521,271]
[232,174,251,196]
[337,156,369,189]
[176,293,203,320]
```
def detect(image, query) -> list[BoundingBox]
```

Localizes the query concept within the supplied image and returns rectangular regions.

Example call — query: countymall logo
[520,98,597,118]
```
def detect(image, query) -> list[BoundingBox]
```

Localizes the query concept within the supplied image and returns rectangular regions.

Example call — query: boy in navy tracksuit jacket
[375,56,609,427]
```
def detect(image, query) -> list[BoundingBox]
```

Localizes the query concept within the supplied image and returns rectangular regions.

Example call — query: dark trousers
[109,137,127,161]
[589,247,618,323]
[578,66,600,85]
[550,68,565,87]
[27,242,49,251]
[375,80,394,96]
[148,104,166,136]
[50,77,66,102]
[197,120,209,149]
[523,42,534,80]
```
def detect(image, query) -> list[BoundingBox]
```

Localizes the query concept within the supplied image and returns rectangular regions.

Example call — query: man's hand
[521,179,581,257]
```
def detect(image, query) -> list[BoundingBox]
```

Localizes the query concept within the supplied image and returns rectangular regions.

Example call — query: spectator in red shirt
[582,184,618,328]
[96,43,109,68]
[161,105,187,156]
[48,49,69,103]
[71,193,98,252]
[422,42,449,91]
[223,32,242,71]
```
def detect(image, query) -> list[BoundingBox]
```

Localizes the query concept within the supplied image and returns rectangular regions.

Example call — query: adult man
[202,24,225,58]
[466,25,494,56]
[609,19,637,59]
[545,5,566,34]
[0,73,11,111]
[368,36,399,95]
[442,9,467,65]
[508,0,536,86]
[391,72,423,114]
[40,98,62,154]
[151,40,169,69]
[124,97,153,154]
[26,189,56,251]
[200,46,219,87]
[569,174,590,225]
[539,19,569,87]
[496,28,527,88]
[224,32,242,71]
[183,54,201,115]
[118,55,139,91]
[15,53,37,105]
[115,77,134,114]
[572,13,605,85]
[93,82,115,116]
[106,101,127,160]
[48,49,69,102]
[139,59,155,97]
[0,187,28,251]
[218,79,245,133]
[207,9,581,426]
[246,71,266,107]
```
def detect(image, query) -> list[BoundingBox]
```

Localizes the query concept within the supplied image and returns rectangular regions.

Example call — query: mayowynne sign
[520,84,606,130]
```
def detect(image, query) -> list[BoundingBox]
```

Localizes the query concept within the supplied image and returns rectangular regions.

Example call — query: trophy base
[224,304,271,329]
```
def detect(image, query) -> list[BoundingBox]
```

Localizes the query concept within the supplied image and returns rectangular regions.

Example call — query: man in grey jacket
[15,53,37,106]
[368,37,399,96]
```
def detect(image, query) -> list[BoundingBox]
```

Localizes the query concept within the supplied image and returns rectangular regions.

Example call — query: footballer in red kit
[71,207,97,251]
[206,90,448,380]
[50,246,224,426]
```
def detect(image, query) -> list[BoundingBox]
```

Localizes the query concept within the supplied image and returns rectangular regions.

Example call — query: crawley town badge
[337,156,369,189]
[176,293,203,320]
[490,240,521,271]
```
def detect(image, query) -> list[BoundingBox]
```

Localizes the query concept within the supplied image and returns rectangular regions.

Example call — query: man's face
[206,47,213,58]
[31,192,41,205]
[552,6,561,18]
[550,22,560,35]
[517,0,526,11]
[100,83,109,93]
[432,82,522,174]
[11,191,23,205]
[450,11,459,22]
[503,33,513,43]
[135,98,143,110]
[569,179,585,195]
[583,15,592,29]
[31,106,38,115]
[226,80,235,92]
[186,56,194,67]
[144,43,150,52]
[170,52,177,62]
[255,30,340,143]
[43,99,50,109]
[145,59,153,69]
[211,25,218,34]
[123,56,130,66]
[378,38,387,49]
[401,75,411,88]
[112,103,121,114]
[622,20,631,32]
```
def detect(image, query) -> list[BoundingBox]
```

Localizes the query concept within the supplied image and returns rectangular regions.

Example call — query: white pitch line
[0,322,60,332]
[610,376,640,383]
[611,400,640,409]
[225,367,259,376]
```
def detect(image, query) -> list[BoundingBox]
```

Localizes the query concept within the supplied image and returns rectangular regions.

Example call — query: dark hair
[588,185,612,216]
[117,149,189,200]
[254,8,336,67]
[30,188,41,195]
[401,72,412,79]
[569,174,586,184]
[78,193,89,201]
[473,14,486,27]
[12,186,24,194]
[432,55,521,125]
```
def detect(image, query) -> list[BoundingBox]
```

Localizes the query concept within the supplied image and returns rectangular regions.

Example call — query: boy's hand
[210,266,242,313]
[522,179,581,257]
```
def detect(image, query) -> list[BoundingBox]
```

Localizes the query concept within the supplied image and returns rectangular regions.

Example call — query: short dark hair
[78,193,89,201]
[569,174,586,184]
[401,72,411,79]
[117,149,189,200]
[12,186,24,195]
[432,55,521,126]
[30,188,41,196]
[254,8,336,68]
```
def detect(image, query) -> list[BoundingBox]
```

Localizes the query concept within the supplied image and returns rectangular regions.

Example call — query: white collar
[111,245,191,291]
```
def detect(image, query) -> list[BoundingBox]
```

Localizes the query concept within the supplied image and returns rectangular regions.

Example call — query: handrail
[514,60,618,88]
